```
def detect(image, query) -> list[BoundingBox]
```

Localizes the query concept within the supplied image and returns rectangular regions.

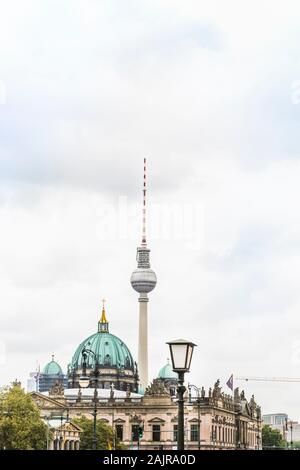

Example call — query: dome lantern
[98,299,109,333]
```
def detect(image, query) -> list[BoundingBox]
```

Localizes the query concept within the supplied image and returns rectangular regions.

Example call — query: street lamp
[79,348,100,450]
[167,339,196,451]
[188,384,201,450]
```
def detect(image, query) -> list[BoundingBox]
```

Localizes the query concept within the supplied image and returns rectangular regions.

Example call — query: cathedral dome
[68,303,139,392]
[70,331,134,370]
[43,356,63,375]
[158,361,178,380]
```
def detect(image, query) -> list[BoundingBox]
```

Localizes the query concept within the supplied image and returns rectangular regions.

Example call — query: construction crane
[235,376,300,383]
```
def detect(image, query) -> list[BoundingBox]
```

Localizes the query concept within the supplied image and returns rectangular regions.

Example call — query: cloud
[1,0,300,419]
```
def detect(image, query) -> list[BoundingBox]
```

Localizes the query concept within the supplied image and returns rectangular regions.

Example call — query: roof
[158,362,178,380]
[42,357,63,375]
[43,388,142,399]
[69,331,135,371]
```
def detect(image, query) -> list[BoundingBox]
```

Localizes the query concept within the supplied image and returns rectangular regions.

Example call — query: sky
[1,0,300,419]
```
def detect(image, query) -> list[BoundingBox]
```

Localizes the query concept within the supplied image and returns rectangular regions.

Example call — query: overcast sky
[2,0,300,419]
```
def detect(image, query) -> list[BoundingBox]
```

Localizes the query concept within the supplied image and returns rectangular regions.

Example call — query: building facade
[31,378,262,450]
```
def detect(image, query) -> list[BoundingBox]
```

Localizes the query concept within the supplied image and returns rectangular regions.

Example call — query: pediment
[114,418,126,423]
[30,392,66,410]
[60,421,83,432]
[148,417,165,423]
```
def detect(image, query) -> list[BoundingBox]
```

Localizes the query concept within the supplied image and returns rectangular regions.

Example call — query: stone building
[31,378,262,450]
[49,421,82,450]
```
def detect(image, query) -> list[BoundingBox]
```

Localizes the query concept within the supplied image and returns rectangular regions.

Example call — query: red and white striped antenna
[141,158,147,247]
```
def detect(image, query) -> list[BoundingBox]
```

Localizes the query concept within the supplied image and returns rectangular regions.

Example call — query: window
[125,356,130,367]
[152,425,161,442]
[104,354,111,366]
[190,424,199,442]
[173,425,178,441]
[116,425,123,441]
[211,425,217,441]
[132,425,139,441]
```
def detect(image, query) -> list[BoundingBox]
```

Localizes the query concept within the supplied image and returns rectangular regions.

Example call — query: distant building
[261,413,300,444]
[262,413,287,439]
[262,413,287,428]
[37,355,68,392]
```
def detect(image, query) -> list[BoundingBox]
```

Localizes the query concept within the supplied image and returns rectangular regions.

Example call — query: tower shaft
[138,294,148,389]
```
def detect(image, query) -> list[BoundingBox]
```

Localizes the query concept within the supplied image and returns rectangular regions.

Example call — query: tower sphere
[130,268,157,294]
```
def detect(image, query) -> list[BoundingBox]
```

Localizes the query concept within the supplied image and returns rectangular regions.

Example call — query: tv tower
[130,158,157,391]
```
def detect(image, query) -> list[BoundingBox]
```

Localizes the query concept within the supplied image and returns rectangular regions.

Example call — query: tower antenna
[141,157,147,247]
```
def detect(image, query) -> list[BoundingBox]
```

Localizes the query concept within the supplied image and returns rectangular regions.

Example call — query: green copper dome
[70,305,135,371]
[158,361,178,380]
[70,331,134,370]
[68,304,138,392]
[43,356,63,375]
[69,305,135,372]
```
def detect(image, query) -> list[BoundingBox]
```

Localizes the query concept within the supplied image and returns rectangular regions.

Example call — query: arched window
[104,354,111,366]
[125,356,130,368]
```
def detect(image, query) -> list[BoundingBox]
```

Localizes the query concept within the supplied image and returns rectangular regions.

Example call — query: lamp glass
[186,344,194,370]
[170,343,189,370]
[79,375,90,388]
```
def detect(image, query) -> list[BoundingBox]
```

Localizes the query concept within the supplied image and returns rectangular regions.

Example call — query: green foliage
[262,425,285,449]
[0,384,51,450]
[73,416,126,450]
[287,440,300,449]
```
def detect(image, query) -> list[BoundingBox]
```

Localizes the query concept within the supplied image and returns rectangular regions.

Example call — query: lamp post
[188,384,201,450]
[256,415,260,450]
[167,339,196,451]
[79,348,100,450]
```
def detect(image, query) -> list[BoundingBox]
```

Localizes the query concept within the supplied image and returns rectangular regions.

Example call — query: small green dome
[43,357,63,375]
[158,362,178,380]
[70,331,135,370]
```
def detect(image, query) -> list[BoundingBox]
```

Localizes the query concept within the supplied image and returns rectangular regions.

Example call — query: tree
[0,384,51,450]
[262,425,285,449]
[73,416,126,450]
